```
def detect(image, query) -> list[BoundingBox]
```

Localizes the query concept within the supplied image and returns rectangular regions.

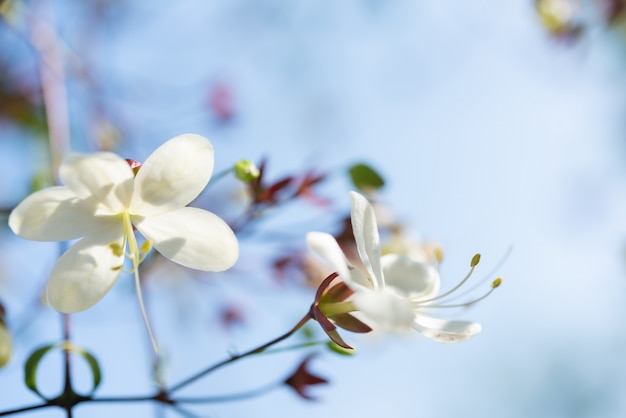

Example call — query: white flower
[307,191,498,343]
[9,134,239,314]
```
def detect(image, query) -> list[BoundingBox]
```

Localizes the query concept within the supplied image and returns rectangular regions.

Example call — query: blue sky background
[3,1,626,417]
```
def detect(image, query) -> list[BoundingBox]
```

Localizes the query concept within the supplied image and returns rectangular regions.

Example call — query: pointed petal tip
[349,190,364,200]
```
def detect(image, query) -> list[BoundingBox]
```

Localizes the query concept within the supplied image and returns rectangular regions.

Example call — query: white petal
[413,316,482,343]
[382,254,440,299]
[60,152,134,213]
[46,224,125,313]
[306,232,371,289]
[8,186,119,241]
[350,192,385,289]
[306,232,350,280]
[130,134,214,217]
[134,207,238,271]
[352,288,415,333]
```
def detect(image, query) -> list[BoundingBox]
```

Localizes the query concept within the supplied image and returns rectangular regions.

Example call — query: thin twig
[175,381,280,404]
[168,404,203,418]
[84,395,157,404]
[168,310,312,394]
[0,403,52,416]
[62,314,73,418]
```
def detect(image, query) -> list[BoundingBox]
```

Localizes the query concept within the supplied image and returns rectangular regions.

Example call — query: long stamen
[123,212,160,355]
[435,248,512,303]
[415,254,481,304]
[414,277,502,309]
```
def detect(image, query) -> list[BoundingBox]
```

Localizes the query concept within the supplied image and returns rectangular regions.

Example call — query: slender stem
[0,312,314,415]
[208,167,233,185]
[255,340,327,355]
[85,395,157,404]
[175,381,280,403]
[0,403,52,417]
[168,310,312,394]
[168,405,202,418]
[61,314,73,418]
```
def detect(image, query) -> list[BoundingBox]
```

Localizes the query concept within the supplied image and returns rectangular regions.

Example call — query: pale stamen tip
[140,240,152,253]
[434,247,443,264]
[491,277,503,288]
[470,253,481,267]
[138,240,153,262]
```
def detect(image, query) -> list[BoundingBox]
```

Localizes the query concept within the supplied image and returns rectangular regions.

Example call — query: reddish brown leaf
[284,355,329,401]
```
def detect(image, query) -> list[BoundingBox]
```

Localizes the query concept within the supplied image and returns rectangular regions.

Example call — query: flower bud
[535,0,583,38]
[125,159,142,176]
[0,322,11,368]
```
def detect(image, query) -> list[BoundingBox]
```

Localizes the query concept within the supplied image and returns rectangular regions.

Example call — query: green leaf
[66,344,102,395]
[348,163,385,192]
[23,342,102,400]
[24,344,56,400]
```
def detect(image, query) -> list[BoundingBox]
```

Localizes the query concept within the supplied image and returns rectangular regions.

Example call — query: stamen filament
[122,212,160,355]
[415,264,476,304]
[414,280,500,309]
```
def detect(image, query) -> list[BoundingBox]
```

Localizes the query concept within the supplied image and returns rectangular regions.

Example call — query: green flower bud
[0,322,12,368]
[234,160,260,182]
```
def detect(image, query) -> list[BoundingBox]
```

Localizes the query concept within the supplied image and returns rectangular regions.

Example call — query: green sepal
[326,341,355,356]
